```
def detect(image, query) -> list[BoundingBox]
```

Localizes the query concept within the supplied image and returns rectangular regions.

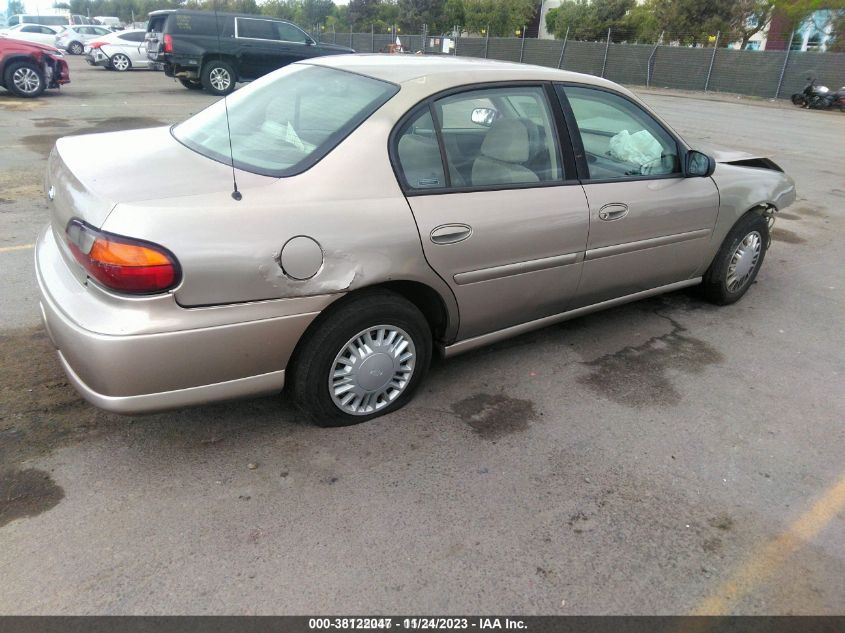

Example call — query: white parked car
[55,25,112,54]
[83,29,150,71]
[0,23,62,47]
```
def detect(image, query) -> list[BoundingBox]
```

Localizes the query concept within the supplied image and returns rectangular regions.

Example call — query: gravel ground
[0,55,843,615]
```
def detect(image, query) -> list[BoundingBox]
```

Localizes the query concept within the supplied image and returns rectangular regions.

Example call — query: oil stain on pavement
[0,468,64,528]
[771,227,807,244]
[451,393,536,439]
[22,117,165,157]
[577,311,724,407]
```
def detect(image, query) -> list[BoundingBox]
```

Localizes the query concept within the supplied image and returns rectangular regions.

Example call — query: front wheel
[201,60,235,96]
[289,291,432,427]
[68,41,84,55]
[701,213,769,306]
[110,53,131,72]
[791,93,806,107]
[3,61,45,98]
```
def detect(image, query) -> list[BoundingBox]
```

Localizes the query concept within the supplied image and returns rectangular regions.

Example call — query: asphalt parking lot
[0,55,843,615]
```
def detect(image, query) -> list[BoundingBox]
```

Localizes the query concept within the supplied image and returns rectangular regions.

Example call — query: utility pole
[775,29,795,99]
[704,31,720,91]
[519,24,527,63]
[557,25,569,69]
[601,28,611,78]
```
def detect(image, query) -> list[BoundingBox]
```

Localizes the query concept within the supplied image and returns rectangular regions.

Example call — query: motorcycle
[791,77,845,111]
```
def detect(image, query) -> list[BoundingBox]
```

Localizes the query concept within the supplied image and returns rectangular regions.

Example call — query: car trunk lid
[45,126,274,278]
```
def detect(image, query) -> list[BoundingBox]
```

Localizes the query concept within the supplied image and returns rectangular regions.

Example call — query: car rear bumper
[35,225,337,414]
[84,50,110,67]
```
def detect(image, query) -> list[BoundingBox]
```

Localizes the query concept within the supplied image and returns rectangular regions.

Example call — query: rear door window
[237,17,280,41]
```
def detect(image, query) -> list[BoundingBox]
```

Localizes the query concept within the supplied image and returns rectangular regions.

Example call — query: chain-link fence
[313,27,845,100]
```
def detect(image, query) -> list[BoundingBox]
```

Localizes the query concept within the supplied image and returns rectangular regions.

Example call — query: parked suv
[145,9,354,95]
[0,36,69,97]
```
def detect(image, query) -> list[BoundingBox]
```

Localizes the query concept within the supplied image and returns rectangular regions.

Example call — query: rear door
[557,84,719,307]
[393,84,590,341]
[235,17,288,79]
[144,13,169,62]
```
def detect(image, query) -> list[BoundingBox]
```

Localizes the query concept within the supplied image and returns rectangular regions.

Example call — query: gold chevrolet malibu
[36,55,796,426]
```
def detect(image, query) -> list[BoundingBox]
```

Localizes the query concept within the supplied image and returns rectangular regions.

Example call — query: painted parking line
[0,244,34,254]
[691,470,845,614]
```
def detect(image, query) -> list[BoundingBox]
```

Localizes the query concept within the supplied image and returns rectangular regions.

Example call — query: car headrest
[480,119,531,164]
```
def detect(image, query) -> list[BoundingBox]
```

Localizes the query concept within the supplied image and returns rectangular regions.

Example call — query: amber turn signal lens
[66,219,180,295]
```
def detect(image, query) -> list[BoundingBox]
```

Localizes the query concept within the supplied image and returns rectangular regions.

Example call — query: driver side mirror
[686,150,716,178]
[305,37,316,46]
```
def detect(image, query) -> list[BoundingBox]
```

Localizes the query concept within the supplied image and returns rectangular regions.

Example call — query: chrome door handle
[598,203,629,221]
[430,223,472,245]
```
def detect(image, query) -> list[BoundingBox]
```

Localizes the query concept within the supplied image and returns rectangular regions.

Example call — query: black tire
[179,77,203,90]
[791,93,805,107]
[200,60,236,96]
[68,41,84,55]
[701,212,769,306]
[3,60,45,98]
[288,290,432,427]
[109,53,131,72]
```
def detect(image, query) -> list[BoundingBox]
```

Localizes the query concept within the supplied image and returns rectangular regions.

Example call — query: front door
[557,85,720,306]
[394,84,590,340]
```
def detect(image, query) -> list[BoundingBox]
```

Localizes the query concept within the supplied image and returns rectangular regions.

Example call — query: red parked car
[0,36,69,97]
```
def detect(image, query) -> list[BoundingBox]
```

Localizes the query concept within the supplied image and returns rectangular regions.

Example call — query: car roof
[304,54,632,95]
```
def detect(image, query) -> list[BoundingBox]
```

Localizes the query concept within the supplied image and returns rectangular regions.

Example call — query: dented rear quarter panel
[100,92,460,339]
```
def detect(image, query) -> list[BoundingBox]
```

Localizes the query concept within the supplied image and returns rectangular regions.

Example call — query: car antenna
[213,2,242,201]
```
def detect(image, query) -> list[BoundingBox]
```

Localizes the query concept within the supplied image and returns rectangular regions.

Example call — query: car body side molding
[441,277,702,358]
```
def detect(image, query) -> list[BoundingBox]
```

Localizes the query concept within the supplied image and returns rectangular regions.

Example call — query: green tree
[727,0,775,48]
[547,0,634,41]
[347,0,380,30]
[397,0,444,32]
[652,0,733,45]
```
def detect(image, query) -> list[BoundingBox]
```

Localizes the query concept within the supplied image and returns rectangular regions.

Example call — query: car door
[557,84,720,307]
[394,84,590,341]
[235,17,286,79]
[117,30,148,66]
[18,25,53,45]
[274,21,313,62]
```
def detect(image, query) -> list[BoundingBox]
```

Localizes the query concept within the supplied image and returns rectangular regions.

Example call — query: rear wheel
[4,61,45,98]
[109,53,131,72]
[289,291,432,427]
[201,60,235,96]
[701,213,769,305]
[68,41,84,55]
[178,77,203,90]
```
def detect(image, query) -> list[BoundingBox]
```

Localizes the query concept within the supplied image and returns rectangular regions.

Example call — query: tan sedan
[36,55,796,425]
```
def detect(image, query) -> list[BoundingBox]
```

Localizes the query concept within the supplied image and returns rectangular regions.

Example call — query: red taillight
[65,220,180,294]
[163,33,173,53]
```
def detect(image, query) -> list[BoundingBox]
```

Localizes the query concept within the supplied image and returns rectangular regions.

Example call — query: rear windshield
[173,65,398,177]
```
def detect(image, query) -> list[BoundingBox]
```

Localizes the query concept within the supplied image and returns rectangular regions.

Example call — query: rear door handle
[430,224,472,245]
[598,203,629,221]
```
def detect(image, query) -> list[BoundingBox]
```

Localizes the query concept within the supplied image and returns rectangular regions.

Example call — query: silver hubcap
[13,67,41,94]
[112,55,129,70]
[329,325,416,416]
[70,43,82,54]
[727,231,762,292]
[209,67,231,91]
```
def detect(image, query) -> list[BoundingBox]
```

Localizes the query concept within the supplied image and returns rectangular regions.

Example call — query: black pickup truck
[145,9,354,95]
